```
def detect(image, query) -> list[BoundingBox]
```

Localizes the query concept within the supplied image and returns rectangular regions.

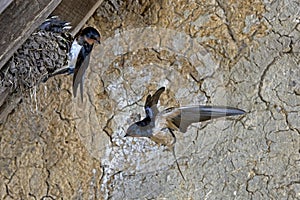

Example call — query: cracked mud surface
[1,0,299,199]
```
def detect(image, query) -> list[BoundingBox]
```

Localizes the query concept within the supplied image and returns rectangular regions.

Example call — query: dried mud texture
[1,0,300,199]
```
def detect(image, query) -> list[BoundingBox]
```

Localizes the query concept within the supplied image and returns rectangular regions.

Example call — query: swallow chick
[126,87,246,148]
[46,25,101,101]
[38,16,72,33]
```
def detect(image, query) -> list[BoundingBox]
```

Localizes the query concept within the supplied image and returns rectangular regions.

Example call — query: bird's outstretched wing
[134,87,165,127]
[144,87,165,119]
[163,105,245,132]
[73,52,91,102]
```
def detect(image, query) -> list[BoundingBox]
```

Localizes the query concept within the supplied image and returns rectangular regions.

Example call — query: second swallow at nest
[70,27,100,101]
[126,87,246,148]
[42,17,101,101]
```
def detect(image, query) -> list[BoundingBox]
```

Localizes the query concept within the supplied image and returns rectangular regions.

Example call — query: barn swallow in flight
[126,87,246,148]
[42,18,101,101]
[126,87,245,180]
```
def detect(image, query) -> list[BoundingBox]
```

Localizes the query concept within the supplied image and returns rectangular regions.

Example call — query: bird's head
[125,123,142,137]
[81,27,101,45]
[125,123,153,138]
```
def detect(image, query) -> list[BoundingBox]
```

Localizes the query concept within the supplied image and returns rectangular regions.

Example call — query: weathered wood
[52,0,103,36]
[0,0,13,14]
[0,93,22,124]
[0,0,62,70]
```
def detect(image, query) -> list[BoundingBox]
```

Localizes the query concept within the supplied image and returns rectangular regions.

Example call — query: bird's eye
[90,35,97,40]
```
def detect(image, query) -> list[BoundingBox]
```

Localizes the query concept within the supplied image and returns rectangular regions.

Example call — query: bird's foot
[151,128,176,150]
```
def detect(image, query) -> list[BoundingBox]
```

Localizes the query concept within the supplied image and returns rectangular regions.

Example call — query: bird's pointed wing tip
[158,87,165,92]
[80,80,84,102]
[154,86,166,97]
[73,86,77,98]
[226,108,246,116]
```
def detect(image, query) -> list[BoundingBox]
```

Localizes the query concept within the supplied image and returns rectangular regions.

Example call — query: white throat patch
[68,39,82,70]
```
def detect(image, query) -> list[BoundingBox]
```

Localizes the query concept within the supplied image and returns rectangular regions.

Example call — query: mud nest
[0,19,73,123]
[0,30,72,92]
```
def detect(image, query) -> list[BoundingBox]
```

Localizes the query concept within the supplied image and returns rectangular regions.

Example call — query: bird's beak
[124,134,128,137]
[96,39,100,44]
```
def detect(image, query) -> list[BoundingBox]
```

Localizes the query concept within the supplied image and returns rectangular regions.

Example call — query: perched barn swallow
[70,27,100,101]
[43,19,101,101]
[126,87,246,148]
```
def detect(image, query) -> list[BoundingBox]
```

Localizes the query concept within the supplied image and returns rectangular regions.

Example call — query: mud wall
[1,0,299,199]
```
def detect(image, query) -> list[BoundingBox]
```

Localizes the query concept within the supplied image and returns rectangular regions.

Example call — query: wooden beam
[52,0,103,36]
[0,0,62,70]
[0,0,13,14]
